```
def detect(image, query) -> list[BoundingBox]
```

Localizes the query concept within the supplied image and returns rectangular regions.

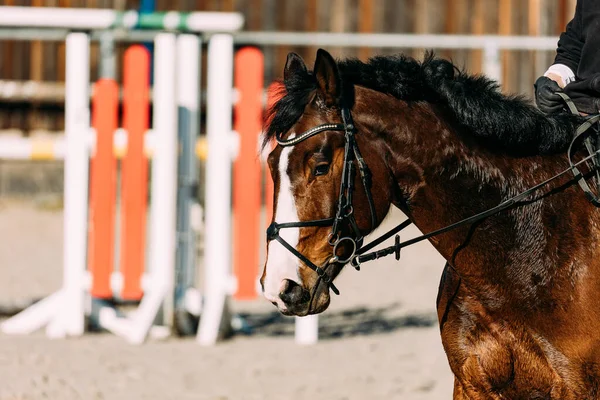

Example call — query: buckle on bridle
[327,231,340,246]
[332,237,357,264]
[266,222,279,241]
[314,265,331,283]
[341,107,355,133]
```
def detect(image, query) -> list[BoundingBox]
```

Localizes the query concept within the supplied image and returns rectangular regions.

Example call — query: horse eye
[313,163,330,176]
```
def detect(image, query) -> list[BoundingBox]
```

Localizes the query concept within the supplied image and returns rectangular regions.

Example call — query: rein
[267,98,600,296]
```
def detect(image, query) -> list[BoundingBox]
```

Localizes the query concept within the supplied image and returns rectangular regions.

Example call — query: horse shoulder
[437,266,578,399]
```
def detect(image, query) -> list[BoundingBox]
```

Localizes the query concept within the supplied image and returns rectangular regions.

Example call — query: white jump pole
[0,136,66,160]
[295,315,319,345]
[0,6,244,33]
[126,32,178,345]
[0,33,91,337]
[197,33,235,346]
[53,32,91,338]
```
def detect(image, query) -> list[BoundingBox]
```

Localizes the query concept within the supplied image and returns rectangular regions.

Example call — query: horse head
[259,49,393,316]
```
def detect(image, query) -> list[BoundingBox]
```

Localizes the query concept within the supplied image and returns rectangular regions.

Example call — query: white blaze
[263,145,301,307]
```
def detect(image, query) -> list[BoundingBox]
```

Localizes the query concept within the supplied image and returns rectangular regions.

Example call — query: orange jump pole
[233,47,264,300]
[88,79,119,299]
[120,45,150,301]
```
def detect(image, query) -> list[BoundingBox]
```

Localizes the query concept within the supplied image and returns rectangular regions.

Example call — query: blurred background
[0,0,575,139]
[0,1,576,399]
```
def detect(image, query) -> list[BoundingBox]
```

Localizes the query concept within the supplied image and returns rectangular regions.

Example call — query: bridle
[266,98,600,296]
[266,107,377,295]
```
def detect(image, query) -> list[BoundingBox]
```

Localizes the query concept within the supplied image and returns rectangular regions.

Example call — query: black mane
[264,52,582,156]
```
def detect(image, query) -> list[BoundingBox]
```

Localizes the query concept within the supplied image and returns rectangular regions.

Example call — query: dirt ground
[0,202,454,400]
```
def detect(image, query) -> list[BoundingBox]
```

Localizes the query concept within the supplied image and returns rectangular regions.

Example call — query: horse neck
[353,87,597,308]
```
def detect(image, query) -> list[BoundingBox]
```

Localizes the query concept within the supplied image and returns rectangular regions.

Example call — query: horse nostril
[279,279,309,305]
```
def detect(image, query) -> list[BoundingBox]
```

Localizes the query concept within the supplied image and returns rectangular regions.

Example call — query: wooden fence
[0,0,578,134]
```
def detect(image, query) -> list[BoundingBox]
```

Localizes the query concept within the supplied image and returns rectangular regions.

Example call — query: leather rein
[267,99,600,296]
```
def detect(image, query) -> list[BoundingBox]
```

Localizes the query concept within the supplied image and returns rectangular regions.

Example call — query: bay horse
[260,47,600,399]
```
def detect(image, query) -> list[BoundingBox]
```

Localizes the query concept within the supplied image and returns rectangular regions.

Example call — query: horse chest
[441,314,586,399]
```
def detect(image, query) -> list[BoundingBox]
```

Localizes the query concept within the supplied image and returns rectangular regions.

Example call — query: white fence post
[0,33,91,337]
[295,315,319,345]
[126,32,178,345]
[197,33,235,346]
[58,32,91,337]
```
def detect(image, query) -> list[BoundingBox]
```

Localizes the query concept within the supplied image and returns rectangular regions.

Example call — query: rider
[534,0,600,116]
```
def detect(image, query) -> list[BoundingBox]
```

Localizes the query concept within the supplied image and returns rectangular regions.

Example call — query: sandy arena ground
[0,202,454,400]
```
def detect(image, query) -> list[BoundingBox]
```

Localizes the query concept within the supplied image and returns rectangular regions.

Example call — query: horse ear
[313,48,341,106]
[284,52,307,83]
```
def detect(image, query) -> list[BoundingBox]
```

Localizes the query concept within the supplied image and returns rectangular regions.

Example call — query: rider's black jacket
[554,0,600,114]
